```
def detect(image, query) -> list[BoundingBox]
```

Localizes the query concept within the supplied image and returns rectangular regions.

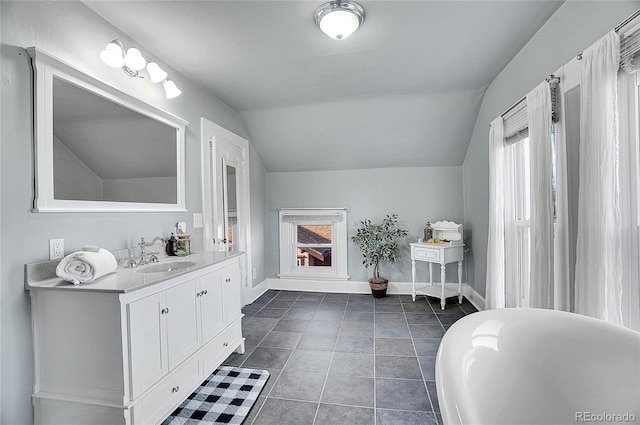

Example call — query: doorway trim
[201,117,252,305]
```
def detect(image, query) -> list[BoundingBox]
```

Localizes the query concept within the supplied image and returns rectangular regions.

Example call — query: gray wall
[462,0,640,298]
[0,2,267,423]
[266,167,464,284]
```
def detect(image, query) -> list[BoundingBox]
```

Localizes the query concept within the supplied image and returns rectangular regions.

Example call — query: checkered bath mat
[162,366,270,425]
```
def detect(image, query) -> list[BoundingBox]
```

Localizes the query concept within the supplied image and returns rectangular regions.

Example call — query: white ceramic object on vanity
[436,308,640,425]
[26,251,246,425]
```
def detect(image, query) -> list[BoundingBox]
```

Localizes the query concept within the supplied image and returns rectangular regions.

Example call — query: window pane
[517,226,531,307]
[513,137,531,221]
[297,247,332,267]
[297,224,332,244]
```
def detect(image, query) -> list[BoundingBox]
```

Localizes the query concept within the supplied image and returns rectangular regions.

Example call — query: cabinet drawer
[414,248,440,262]
[132,354,202,425]
[202,320,243,375]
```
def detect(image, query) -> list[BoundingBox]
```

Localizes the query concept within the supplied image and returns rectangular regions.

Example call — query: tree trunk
[373,261,379,280]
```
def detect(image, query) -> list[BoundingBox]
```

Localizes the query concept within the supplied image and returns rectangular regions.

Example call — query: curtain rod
[496,74,559,121]
[616,8,640,33]
[576,8,640,60]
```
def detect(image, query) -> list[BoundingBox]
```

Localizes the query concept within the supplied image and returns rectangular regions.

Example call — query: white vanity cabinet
[27,253,245,425]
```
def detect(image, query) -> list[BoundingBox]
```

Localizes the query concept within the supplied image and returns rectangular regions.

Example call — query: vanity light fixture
[314,1,365,40]
[162,79,182,99]
[99,39,181,99]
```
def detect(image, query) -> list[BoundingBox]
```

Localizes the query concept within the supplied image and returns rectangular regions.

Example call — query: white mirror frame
[28,47,188,212]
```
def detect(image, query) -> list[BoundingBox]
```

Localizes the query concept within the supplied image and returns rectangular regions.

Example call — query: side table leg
[458,260,463,304]
[440,263,446,310]
[411,259,416,302]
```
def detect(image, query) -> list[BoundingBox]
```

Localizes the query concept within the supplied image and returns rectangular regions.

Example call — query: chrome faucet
[138,236,166,266]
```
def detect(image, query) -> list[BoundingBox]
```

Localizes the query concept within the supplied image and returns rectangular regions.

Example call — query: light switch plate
[193,213,203,229]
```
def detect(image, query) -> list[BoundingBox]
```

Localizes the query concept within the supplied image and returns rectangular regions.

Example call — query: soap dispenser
[165,233,178,256]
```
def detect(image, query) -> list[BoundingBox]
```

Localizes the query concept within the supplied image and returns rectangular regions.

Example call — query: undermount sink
[137,261,197,274]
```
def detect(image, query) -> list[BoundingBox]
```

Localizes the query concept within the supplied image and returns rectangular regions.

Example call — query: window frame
[278,208,349,280]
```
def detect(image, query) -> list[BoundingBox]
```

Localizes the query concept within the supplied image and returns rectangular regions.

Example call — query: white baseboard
[245,279,270,305]
[246,278,485,311]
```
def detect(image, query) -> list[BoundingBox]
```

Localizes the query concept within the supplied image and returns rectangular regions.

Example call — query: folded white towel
[56,247,117,285]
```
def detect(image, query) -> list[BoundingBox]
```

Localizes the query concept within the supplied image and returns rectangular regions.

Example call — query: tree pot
[369,278,389,299]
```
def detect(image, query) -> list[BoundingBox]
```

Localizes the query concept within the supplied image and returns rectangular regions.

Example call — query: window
[504,136,531,307]
[296,224,332,267]
[278,208,348,280]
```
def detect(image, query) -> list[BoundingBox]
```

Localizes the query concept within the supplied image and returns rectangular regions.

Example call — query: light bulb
[319,10,360,40]
[124,47,146,71]
[146,62,168,84]
[163,80,182,99]
[100,40,124,68]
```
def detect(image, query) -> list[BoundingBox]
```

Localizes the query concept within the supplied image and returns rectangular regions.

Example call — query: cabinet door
[166,278,201,369]
[128,292,168,398]
[221,263,241,324]
[199,271,225,343]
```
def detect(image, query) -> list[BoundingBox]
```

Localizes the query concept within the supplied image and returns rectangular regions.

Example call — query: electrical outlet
[49,238,64,260]
[252,268,257,279]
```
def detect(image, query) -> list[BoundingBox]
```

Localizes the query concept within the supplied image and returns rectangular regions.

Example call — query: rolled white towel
[56,247,117,285]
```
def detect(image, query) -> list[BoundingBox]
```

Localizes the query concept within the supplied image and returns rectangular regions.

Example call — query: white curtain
[575,30,623,325]
[486,117,506,309]
[526,82,554,309]
[617,69,640,331]
[552,62,575,313]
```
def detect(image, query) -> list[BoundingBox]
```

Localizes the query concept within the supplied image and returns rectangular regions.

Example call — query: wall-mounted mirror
[29,47,188,212]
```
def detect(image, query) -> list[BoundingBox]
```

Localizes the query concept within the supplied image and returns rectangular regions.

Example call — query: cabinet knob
[172,386,180,393]
[223,341,229,347]
[203,290,208,295]
[161,308,169,314]
[226,278,231,283]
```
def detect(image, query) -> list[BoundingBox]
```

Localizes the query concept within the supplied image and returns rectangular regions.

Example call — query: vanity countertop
[25,251,244,294]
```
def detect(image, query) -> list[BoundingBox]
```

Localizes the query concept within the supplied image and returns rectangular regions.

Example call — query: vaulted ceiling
[84,0,564,172]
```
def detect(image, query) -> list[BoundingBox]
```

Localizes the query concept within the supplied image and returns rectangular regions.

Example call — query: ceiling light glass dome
[315,1,365,40]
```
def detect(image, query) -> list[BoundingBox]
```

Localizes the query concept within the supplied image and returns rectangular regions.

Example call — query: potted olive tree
[351,214,408,298]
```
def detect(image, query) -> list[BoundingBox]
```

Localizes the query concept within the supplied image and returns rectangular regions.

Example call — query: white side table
[411,242,464,310]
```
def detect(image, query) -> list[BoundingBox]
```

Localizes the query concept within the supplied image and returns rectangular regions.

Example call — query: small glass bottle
[165,233,178,256]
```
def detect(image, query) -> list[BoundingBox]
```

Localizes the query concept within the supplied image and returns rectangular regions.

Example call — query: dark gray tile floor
[223,290,478,425]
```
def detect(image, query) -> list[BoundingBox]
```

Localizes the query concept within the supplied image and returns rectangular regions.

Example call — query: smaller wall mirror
[29,47,188,212]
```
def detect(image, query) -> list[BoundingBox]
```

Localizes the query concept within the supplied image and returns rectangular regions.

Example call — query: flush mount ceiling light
[100,39,181,99]
[314,1,365,40]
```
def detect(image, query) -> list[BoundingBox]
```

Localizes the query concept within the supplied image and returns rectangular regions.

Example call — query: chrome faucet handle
[125,253,138,268]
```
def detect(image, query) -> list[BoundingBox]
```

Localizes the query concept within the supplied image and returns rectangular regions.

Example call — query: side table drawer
[414,248,440,262]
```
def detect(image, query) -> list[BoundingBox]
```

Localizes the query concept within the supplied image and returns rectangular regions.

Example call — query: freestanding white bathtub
[436,309,640,425]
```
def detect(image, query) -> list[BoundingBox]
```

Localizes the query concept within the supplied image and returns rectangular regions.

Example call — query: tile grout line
[247,290,303,416]
[373,295,377,425]
[405,295,438,417]
[310,291,333,425]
